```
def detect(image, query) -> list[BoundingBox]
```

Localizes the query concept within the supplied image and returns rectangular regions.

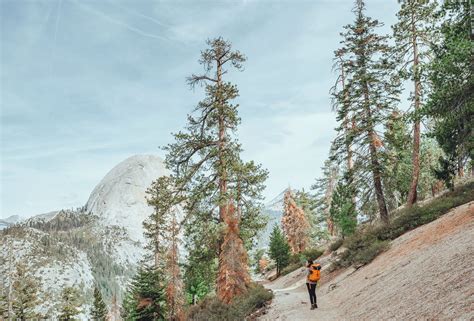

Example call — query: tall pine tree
[392,0,438,205]
[426,1,473,186]
[333,0,400,223]
[162,37,268,302]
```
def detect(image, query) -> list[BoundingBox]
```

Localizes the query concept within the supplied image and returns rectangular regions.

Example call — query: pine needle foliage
[155,37,268,302]
[122,265,166,321]
[425,1,473,186]
[58,286,81,321]
[11,263,40,321]
[268,225,290,277]
[330,175,358,238]
[392,0,438,206]
[331,0,401,223]
[91,285,107,321]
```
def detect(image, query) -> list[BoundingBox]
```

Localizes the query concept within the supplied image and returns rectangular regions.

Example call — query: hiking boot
[314,303,318,309]
[310,304,315,310]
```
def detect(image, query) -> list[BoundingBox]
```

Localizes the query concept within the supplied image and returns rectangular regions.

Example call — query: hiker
[306,259,321,310]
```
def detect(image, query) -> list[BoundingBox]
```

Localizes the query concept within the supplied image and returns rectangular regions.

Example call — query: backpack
[308,263,321,282]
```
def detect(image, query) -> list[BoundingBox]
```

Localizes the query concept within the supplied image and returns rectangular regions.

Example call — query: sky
[0,0,400,218]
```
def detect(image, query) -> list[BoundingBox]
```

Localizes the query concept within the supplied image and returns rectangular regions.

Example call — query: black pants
[306,283,317,305]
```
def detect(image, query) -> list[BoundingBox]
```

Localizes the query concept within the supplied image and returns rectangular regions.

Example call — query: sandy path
[259,201,474,321]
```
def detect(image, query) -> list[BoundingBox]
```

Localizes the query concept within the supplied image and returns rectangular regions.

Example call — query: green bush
[280,262,303,276]
[280,248,324,276]
[328,239,344,252]
[301,248,324,261]
[187,297,237,321]
[288,253,302,265]
[186,283,273,321]
[288,248,324,265]
[232,283,273,315]
[335,181,474,268]
[351,240,389,266]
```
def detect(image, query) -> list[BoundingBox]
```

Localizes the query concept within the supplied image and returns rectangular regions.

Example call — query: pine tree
[382,110,412,210]
[419,138,445,197]
[251,249,265,274]
[426,1,473,186]
[58,286,81,321]
[145,177,185,318]
[311,158,340,237]
[333,0,400,223]
[162,37,268,301]
[217,202,251,303]
[10,263,39,321]
[294,189,327,246]
[281,189,310,253]
[122,265,166,321]
[91,285,107,321]
[165,209,185,320]
[330,174,357,238]
[268,225,290,277]
[183,247,216,305]
[145,176,176,269]
[0,281,10,320]
[331,48,355,176]
[392,0,438,206]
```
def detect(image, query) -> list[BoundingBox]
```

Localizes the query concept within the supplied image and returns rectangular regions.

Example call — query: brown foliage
[373,133,384,148]
[217,202,251,304]
[258,258,269,272]
[137,298,153,310]
[281,190,310,253]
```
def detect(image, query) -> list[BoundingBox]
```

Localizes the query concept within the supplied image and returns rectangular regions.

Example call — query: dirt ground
[259,201,474,321]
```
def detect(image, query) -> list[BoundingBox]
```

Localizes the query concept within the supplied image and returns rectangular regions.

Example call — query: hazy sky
[1,0,400,218]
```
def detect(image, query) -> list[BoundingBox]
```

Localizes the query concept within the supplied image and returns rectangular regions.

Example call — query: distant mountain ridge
[0,215,23,230]
[256,188,290,249]
[0,154,168,320]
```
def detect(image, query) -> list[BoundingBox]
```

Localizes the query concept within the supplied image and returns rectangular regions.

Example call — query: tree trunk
[154,230,160,269]
[457,158,464,178]
[364,86,389,224]
[216,60,227,224]
[407,10,421,207]
[341,61,354,173]
[325,170,337,236]
[369,138,389,224]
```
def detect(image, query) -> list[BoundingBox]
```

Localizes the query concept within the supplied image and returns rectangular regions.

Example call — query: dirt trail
[259,201,474,321]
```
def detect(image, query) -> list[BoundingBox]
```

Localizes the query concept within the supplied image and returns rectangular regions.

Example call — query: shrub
[351,240,389,266]
[232,283,273,315]
[328,239,344,252]
[334,181,474,269]
[301,248,324,261]
[288,253,302,265]
[280,262,303,276]
[186,283,273,321]
[187,297,237,321]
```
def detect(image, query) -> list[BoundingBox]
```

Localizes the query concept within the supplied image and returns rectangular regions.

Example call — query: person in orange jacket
[306,259,321,310]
